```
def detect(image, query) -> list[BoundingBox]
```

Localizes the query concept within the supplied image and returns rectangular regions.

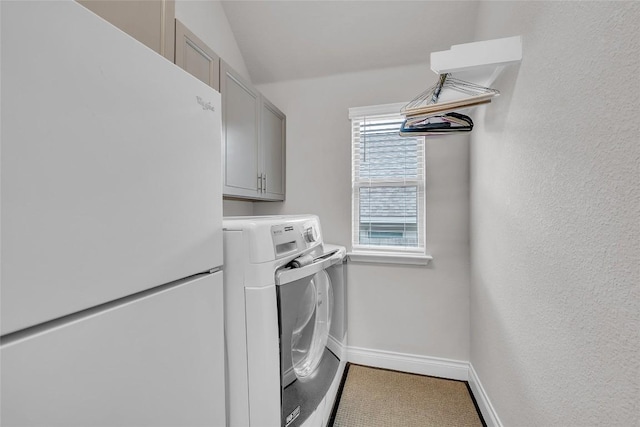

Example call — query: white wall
[469,2,640,426]
[255,64,471,362]
[174,0,254,217]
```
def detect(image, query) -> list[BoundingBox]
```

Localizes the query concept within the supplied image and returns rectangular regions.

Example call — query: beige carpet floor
[331,364,485,427]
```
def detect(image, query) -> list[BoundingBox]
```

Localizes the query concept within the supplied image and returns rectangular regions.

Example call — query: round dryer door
[291,270,333,379]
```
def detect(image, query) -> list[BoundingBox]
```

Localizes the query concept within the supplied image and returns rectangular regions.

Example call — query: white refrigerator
[1,1,225,426]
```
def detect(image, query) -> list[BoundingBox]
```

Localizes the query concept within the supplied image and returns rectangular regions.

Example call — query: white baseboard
[346,345,469,381]
[327,334,347,361]
[468,363,503,427]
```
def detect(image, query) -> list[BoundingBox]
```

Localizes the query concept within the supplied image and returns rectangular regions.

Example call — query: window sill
[347,252,433,266]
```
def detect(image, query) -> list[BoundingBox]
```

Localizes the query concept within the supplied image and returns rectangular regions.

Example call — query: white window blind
[350,104,426,254]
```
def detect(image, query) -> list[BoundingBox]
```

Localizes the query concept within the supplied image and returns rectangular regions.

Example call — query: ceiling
[221,1,481,85]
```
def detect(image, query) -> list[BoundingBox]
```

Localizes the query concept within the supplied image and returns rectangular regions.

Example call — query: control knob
[304,227,318,243]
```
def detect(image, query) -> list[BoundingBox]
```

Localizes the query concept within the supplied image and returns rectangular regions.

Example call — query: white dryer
[223,215,347,427]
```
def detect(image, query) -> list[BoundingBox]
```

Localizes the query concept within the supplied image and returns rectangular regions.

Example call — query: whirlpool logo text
[196,96,215,112]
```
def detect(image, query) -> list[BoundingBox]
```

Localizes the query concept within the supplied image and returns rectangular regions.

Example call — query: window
[349,103,427,262]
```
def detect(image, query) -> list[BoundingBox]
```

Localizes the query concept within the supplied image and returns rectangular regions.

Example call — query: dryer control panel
[223,215,323,263]
[271,218,321,260]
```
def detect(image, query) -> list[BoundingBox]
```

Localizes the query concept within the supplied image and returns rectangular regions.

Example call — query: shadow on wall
[471,269,537,426]
[483,63,521,134]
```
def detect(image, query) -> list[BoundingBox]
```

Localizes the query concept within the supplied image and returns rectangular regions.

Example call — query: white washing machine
[223,215,347,427]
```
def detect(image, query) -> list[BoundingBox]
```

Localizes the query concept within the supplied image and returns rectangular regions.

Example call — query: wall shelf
[430,36,522,87]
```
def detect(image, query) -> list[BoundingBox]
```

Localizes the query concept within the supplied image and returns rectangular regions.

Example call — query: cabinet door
[260,96,286,200]
[1,272,225,427]
[77,0,175,62]
[221,61,261,199]
[175,19,220,91]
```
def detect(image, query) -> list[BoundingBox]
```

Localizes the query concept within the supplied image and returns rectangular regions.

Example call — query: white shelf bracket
[430,36,522,87]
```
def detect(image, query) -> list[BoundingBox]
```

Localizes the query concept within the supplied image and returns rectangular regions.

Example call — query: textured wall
[255,64,472,361]
[469,2,640,426]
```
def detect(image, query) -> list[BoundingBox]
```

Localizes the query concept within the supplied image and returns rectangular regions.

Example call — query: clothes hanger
[400,111,473,136]
[401,73,500,118]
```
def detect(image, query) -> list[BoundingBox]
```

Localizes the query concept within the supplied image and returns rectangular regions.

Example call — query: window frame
[348,103,431,265]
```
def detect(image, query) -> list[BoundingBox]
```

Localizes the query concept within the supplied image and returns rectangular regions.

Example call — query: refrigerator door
[1,271,225,427]
[1,1,222,334]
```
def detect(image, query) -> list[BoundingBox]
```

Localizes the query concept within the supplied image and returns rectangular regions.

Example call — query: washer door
[277,268,339,427]
[291,270,332,379]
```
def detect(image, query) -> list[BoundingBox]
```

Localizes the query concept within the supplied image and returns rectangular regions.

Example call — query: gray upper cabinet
[174,19,220,91]
[221,61,286,201]
[260,98,286,200]
[221,61,261,199]
[77,0,175,62]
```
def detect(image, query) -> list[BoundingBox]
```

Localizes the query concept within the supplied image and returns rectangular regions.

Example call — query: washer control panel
[270,219,321,259]
[223,215,323,263]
